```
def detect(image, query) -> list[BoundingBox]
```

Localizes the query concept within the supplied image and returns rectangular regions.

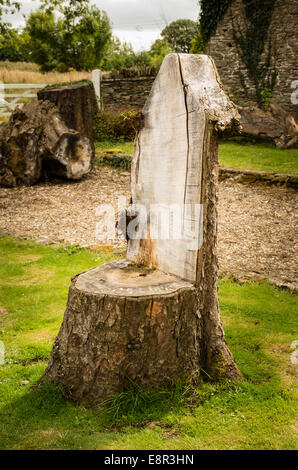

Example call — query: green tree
[101,38,139,70]
[24,9,63,71]
[148,38,172,66]
[101,37,173,72]
[161,19,198,53]
[0,27,29,61]
[132,50,152,68]
[190,27,205,54]
[102,37,165,71]
[24,0,112,71]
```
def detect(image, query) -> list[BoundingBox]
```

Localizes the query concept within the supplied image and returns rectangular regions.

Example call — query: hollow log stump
[43,260,200,404]
[38,81,98,159]
[0,100,93,186]
[43,54,242,405]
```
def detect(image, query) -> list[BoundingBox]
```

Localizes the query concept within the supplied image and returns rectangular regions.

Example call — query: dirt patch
[3,267,56,286]
[33,330,54,342]
[268,344,298,387]
[218,180,297,289]
[0,306,8,317]
[15,254,42,264]
[0,167,297,289]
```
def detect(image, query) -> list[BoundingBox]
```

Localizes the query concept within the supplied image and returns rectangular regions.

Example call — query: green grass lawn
[0,236,297,450]
[95,139,298,175]
[95,140,135,156]
[219,138,298,174]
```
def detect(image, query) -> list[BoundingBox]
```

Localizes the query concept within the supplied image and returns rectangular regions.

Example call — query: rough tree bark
[43,54,242,405]
[197,129,240,380]
[0,100,93,187]
[44,260,201,403]
[38,81,98,156]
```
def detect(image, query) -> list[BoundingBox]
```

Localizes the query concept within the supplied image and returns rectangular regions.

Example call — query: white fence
[0,69,100,117]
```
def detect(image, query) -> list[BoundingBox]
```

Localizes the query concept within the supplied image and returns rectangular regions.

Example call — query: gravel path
[0,167,297,289]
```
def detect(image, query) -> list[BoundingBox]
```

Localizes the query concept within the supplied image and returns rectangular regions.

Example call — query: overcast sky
[3,0,200,50]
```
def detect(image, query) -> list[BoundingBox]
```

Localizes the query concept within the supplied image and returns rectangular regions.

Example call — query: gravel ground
[0,167,297,289]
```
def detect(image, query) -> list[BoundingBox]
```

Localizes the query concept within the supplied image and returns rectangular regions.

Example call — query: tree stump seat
[44,260,200,404]
[43,54,242,405]
[75,260,193,296]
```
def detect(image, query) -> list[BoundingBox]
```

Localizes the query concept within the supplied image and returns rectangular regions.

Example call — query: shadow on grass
[0,372,193,449]
[1,272,297,449]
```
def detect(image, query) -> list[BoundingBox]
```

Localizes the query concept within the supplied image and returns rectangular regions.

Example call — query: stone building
[205,0,298,119]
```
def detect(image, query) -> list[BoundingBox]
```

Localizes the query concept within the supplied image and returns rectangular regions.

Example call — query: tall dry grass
[0,61,40,72]
[0,61,92,84]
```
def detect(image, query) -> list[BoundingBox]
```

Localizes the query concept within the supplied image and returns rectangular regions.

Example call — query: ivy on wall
[200,0,234,44]
[232,0,277,108]
[200,0,278,108]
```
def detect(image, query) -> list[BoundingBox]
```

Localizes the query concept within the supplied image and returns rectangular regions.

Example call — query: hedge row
[94,108,142,142]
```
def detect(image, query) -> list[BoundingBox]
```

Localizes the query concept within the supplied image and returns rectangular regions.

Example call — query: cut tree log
[43,54,242,405]
[37,81,98,156]
[239,102,298,149]
[0,100,93,187]
[0,122,15,187]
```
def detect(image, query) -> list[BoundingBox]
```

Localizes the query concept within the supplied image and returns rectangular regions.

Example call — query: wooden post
[0,81,5,107]
[42,54,242,405]
[92,69,101,110]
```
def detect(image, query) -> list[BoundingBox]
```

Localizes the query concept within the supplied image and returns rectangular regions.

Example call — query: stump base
[43,260,202,404]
